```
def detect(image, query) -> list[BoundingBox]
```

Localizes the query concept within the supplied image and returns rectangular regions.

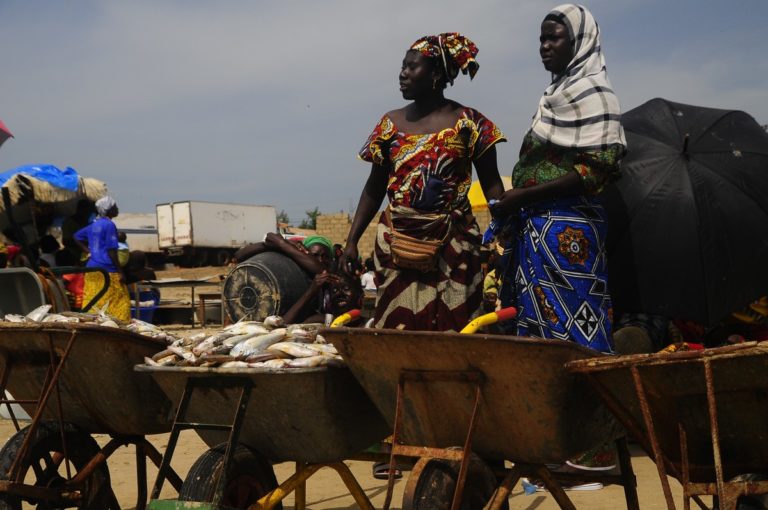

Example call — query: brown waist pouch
[387,208,449,273]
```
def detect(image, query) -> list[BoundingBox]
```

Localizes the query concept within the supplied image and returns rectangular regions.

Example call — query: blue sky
[1,0,766,224]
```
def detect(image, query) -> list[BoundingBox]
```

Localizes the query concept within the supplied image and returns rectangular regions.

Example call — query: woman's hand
[310,271,340,290]
[340,244,359,275]
[263,232,285,247]
[491,188,530,216]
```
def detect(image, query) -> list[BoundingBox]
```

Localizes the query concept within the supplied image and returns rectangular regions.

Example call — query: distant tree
[276,209,290,225]
[298,207,320,230]
[762,124,767,132]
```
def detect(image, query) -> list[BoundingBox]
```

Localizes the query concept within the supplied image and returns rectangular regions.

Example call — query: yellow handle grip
[330,309,361,327]
[460,307,517,334]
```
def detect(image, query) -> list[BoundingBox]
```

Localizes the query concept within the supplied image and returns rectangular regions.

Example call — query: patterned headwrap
[530,4,626,150]
[302,235,333,257]
[409,32,479,86]
[95,196,117,217]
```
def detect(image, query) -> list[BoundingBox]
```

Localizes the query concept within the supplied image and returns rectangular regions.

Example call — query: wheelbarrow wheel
[180,443,280,509]
[0,421,111,509]
[402,452,508,510]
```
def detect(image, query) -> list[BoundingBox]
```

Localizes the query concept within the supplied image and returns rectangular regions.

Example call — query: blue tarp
[0,164,80,192]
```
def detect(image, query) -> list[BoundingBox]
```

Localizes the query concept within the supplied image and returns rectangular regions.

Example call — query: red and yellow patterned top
[359,108,505,214]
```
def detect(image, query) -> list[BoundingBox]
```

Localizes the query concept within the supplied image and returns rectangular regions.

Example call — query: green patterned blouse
[511,131,624,194]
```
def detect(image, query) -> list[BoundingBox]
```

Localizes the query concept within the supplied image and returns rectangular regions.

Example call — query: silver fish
[26,304,52,322]
[229,328,287,358]
[267,341,320,358]
[263,316,285,329]
[168,345,197,365]
[221,330,267,348]
[285,327,316,343]
[304,343,338,355]
[152,349,176,361]
[3,314,27,323]
[223,321,269,336]
[245,352,282,363]
[60,311,96,321]
[192,337,222,356]
[250,359,289,369]
[286,355,334,368]
[208,344,233,356]
[220,361,249,368]
[154,354,178,366]
[185,332,209,343]
[42,314,78,323]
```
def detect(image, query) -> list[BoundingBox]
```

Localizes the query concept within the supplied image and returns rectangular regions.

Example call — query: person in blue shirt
[74,196,130,321]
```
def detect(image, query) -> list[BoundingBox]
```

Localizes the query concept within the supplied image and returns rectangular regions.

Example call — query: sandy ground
[2,265,701,508]
[0,417,695,509]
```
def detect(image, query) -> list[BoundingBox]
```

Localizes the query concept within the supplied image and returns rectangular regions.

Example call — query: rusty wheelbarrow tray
[567,340,768,510]
[325,327,638,510]
[137,364,390,510]
[0,322,180,509]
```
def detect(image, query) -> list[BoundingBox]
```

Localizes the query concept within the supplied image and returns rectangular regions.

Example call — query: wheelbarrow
[325,327,640,510]
[137,364,391,510]
[566,340,768,510]
[0,322,180,509]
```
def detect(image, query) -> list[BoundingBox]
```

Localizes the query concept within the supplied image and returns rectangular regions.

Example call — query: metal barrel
[222,251,311,322]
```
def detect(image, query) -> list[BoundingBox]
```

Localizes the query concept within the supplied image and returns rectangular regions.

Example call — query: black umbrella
[603,98,768,326]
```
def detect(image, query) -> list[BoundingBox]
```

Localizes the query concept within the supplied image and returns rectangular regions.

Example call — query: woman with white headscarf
[74,196,130,321]
[492,4,626,355]
[491,4,626,482]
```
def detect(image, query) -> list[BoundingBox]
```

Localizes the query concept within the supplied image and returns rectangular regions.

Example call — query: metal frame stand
[0,329,179,510]
[577,358,768,510]
[382,369,485,510]
[150,376,253,506]
[383,368,638,510]
[148,375,376,510]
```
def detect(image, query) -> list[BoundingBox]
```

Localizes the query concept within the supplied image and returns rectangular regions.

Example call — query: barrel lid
[222,251,311,323]
[223,262,280,322]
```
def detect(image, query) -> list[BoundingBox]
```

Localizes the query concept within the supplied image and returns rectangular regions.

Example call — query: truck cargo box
[156,201,277,266]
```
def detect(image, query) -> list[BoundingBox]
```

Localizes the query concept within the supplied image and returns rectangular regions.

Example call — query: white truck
[113,212,160,253]
[156,201,277,266]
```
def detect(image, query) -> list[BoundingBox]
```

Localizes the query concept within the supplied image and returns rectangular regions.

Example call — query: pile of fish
[1,304,177,342]
[1,305,344,369]
[145,316,344,369]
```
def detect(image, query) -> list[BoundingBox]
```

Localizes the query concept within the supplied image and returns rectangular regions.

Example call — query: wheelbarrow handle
[330,309,361,327]
[460,307,517,334]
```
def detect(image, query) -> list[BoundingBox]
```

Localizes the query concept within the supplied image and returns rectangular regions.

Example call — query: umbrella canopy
[0,120,13,150]
[468,176,512,210]
[603,98,768,326]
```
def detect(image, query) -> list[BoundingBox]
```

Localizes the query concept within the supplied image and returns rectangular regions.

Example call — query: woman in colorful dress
[343,33,506,332]
[74,196,131,321]
[492,4,626,354]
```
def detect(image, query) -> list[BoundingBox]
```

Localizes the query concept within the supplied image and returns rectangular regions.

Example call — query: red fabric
[62,273,85,309]
[5,245,20,262]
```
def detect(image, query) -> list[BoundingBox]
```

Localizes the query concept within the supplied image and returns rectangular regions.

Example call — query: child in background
[117,232,130,268]
[360,258,377,292]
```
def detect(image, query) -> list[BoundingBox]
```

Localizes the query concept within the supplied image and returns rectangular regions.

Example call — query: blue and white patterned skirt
[499,196,614,353]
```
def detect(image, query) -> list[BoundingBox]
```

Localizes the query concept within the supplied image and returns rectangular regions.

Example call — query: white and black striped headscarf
[530,4,626,150]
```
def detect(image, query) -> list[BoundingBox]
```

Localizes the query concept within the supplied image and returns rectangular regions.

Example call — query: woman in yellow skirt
[73,196,130,321]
